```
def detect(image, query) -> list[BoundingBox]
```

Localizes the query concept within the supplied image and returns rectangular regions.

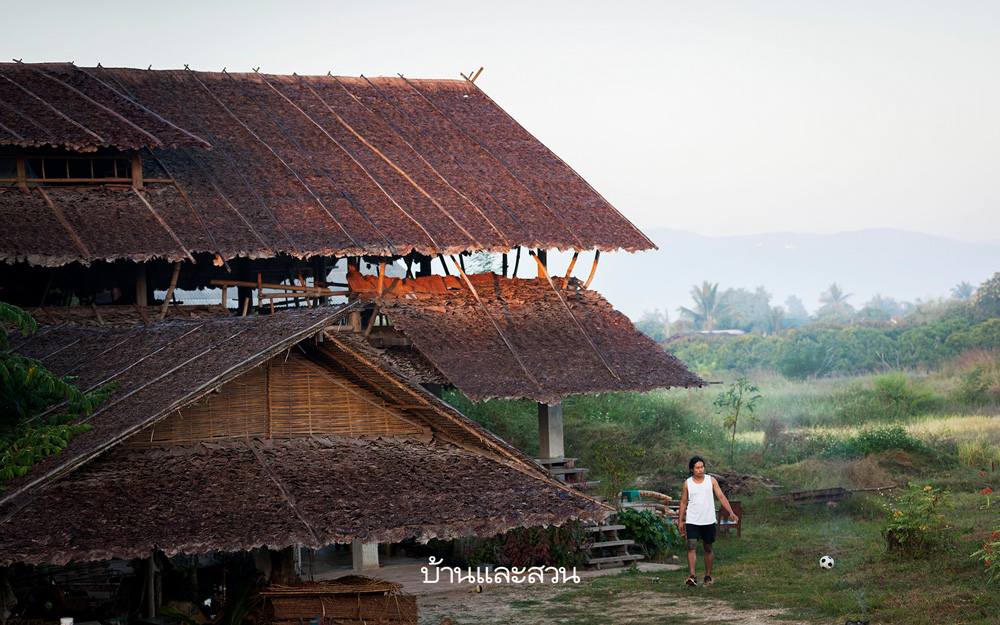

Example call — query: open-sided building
[0,62,704,609]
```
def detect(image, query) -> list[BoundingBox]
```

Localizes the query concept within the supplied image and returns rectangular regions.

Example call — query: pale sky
[6,0,1000,242]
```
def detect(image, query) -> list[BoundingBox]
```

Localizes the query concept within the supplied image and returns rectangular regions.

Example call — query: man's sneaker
[704,575,714,585]
[685,575,698,586]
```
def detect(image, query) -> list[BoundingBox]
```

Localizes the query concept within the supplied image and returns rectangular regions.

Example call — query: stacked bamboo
[259,577,416,625]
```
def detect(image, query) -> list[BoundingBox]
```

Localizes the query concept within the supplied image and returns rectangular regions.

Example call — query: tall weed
[958,438,1000,468]
[833,372,937,425]
[950,350,1000,407]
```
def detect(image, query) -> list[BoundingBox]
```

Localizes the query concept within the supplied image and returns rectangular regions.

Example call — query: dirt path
[418,583,809,625]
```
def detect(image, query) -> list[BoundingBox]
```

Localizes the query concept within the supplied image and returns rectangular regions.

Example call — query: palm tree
[819,283,854,316]
[951,281,974,300]
[678,281,729,331]
[765,306,785,335]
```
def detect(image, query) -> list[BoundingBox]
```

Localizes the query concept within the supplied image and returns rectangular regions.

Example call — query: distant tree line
[639,272,1000,378]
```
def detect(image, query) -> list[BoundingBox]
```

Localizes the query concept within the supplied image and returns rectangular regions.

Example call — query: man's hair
[688,456,705,472]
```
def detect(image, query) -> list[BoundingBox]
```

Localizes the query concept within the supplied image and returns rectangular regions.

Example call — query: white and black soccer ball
[819,555,835,569]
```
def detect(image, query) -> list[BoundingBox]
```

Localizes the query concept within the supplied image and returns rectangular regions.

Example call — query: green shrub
[811,424,931,460]
[617,508,683,559]
[882,482,952,556]
[950,349,1000,407]
[833,373,937,424]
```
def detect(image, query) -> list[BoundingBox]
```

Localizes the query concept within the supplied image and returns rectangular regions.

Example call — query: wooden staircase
[535,456,600,491]
[583,523,645,570]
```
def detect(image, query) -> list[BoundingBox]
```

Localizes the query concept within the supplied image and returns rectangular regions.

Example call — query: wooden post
[16,152,28,193]
[136,264,148,307]
[160,262,181,320]
[313,256,328,305]
[131,152,144,191]
[147,553,156,619]
[535,249,547,277]
[502,253,508,277]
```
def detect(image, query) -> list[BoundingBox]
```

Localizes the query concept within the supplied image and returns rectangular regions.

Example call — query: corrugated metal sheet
[0,63,654,265]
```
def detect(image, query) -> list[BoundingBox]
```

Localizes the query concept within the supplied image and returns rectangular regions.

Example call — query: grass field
[450,370,1000,624]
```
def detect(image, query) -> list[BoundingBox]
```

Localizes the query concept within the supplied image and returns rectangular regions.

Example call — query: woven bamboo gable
[129,354,424,448]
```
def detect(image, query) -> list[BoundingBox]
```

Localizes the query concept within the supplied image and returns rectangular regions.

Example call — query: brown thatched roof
[349,273,706,403]
[0,436,604,566]
[0,307,608,565]
[0,307,356,512]
[0,63,654,266]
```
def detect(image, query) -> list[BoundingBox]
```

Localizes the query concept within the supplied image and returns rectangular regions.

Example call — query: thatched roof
[0,63,654,266]
[349,273,707,403]
[0,437,603,566]
[1,307,356,511]
[0,309,608,565]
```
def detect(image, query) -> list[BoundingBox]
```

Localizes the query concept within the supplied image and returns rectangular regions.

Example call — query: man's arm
[712,477,739,523]
[678,480,689,532]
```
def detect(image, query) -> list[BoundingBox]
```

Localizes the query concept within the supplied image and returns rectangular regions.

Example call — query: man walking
[677,456,739,586]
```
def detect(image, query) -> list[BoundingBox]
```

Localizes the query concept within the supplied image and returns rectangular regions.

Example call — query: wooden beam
[159,262,181,320]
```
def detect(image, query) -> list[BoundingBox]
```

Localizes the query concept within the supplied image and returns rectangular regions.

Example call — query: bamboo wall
[127,354,424,447]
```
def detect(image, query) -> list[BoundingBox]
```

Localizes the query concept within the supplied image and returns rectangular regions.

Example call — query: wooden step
[535,457,576,466]
[585,524,625,533]
[588,539,635,549]
[584,554,645,565]
[548,467,588,476]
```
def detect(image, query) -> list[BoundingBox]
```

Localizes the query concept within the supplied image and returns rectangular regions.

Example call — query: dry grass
[769,452,914,490]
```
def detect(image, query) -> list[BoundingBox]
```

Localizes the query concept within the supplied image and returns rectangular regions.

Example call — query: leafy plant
[970,472,1000,585]
[589,437,646,503]
[1,301,116,485]
[713,377,761,464]
[882,483,951,557]
[617,508,682,560]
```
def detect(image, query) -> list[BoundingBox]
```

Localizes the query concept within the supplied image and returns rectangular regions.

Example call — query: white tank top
[686,475,717,525]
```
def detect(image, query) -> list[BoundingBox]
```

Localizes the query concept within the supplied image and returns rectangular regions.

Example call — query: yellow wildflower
[923,486,932,491]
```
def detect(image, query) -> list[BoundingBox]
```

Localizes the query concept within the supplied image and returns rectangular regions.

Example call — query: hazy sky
[7,0,1000,242]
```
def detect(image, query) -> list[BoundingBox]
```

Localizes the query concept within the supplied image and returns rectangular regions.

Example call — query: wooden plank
[584,554,644,565]
[588,539,635,549]
[585,525,625,533]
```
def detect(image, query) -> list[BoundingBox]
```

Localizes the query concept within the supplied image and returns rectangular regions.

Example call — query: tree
[817,283,855,318]
[716,286,772,332]
[1,302,115,485]
[713,377,761,465]
[952,281,975,301]
[765,306,785,335]
[634,309,668,342]
[862,293,913,318]
[784,294,810,324]
[678,281,729,331]
[970,272,1000,322]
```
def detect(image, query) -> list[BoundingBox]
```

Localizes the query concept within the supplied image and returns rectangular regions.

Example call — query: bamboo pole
[159,262,181,320]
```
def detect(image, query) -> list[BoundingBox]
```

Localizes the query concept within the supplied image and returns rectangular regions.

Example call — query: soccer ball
[819,555,835,569]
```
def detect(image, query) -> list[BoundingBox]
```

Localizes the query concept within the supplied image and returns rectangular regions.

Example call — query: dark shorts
[685,523,716,544]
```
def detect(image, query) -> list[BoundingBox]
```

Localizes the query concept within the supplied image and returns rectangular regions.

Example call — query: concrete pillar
[537,401,564,459]
[352,539,379,571]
